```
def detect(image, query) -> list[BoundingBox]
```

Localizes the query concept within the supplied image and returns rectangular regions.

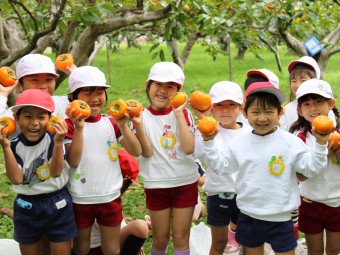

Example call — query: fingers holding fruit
[108,99,128,120]
[0,117,16,145]
[311,115,334,145]
[47,116,66,133]
[170,91,187,108]
[55,54,74,72]
[197,116,218,141]
[126,99,143,118]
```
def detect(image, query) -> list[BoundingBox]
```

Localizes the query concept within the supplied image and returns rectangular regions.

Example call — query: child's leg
[120,219,149,254]
[50,240,73,255]
[149,208,171,252]
[19,242,42,255]
[171,206,195,252]
[325,230,340,255]
[243,245,264,255]
[210,225,228,254]
[72,227,92,255]
[99,224,121,255]
[304,232,324,255]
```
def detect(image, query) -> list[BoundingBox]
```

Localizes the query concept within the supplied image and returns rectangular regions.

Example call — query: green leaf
[151,51,159,59]
[159,50,165,61]
[149,43,160,53]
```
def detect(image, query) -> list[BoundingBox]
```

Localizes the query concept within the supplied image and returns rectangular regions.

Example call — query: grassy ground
[1,43,339,252]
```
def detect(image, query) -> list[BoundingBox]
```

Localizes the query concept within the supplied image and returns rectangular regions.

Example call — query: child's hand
[52,119,68,142]
[312,127,332,146]
[130,112,143,127]
[66,107,85,129]
[201,129,219,141]
[112,113,129,128]
[61,64,77,76]
[0,80,19,97]
[172,96,187,117]
[0,126,10,148]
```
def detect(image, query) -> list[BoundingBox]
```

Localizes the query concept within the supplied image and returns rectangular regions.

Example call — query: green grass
[1,43,340,250]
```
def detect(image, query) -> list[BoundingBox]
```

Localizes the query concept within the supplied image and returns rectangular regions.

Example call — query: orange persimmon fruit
[312,115,333,135]
[189,91,212,111]
[329,132,340,150]
[170,91,187,108]
[0,66,16,87]
[0,116,16,137]
[46,116,64,134]
[55,54,74,71]
[126,99,143,118]
[108,99,128,119]
[197,116,218,136]
[68,100,91,119]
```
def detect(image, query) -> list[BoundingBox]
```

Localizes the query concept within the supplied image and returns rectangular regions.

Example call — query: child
[0,89,84,255]
[280,56,321,132]
[193,81,252,255]
[289,79,340,255]
[64,66,142,255]
[89,149,150,255]
[200,81,330,255]
[136,62,198,255]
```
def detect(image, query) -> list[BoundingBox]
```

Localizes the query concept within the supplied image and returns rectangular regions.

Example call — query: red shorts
[145,181,198,211]
[89,246,103,255]
[298,196,340,234]
[73,197,123,229]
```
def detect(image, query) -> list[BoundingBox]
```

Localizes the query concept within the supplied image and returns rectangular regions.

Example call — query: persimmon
[0,116,16,137]
[170,91,187,108]
[197,116,218,136]
[55,54,74,71]
[189,91,212,111]
[0,66,16,87]
[312,115,333,135]
[329,132,340,150]
[68,100,91,119]
[126,99,143,118]
[182,4,190,12]
[108,99,128,119]
[47,116,64,134]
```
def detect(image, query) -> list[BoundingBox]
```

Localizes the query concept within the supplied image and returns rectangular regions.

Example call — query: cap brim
[250,88,285,104]
[70,84,111,93]
[12,104,53,114]
[247,70,268,80]
[18,72,59,80]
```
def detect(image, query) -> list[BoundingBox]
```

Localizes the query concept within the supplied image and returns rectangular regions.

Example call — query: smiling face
[15,106,50,142]
[245,98,282,136]
[211,100,242,129]
[73,87,107,117]
[297,95,335,124]
[147,81,179,111]
[21,73,56,95]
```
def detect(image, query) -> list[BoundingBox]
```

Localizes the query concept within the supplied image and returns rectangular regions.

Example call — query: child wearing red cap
[64,66,142,255]
[136,62,198,255]
[0,89,84,255]
[289,79,340,255]
[199,82,331,255]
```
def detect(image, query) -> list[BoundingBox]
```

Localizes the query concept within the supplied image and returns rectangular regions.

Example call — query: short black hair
[244,75,268,91]
[244,92,282,114]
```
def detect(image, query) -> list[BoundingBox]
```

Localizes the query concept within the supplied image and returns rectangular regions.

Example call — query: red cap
[245,82,285,104]
[118,149,140,186]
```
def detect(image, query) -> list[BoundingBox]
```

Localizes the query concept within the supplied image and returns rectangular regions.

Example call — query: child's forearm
[176,113,194,154]
[3,146,23,184]
[134,124,152,158]
[66,127,83,168]
[120,125,142,157]
[49,142,65,178]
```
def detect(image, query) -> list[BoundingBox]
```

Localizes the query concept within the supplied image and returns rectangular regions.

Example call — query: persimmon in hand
[0,116,16,137]
[328,132,340,150]
[189,91,212,111]
[126,99,143,118]
[55,54,74,71]
[312,115,333,135]
[108,99,128,119]
[170,91,187,108]
[68,100,91,119]
[197,116,218,136]
[0,66,16,87]
[47,116,64,134]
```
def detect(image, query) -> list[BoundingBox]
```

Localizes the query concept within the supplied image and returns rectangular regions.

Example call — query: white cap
[288,56,321,79]
[209,81,243,104]
[247,69,279,88]
[146,62,184,87]
[16,54,59,80]
[296,78,333,100]
[69,66,110,93]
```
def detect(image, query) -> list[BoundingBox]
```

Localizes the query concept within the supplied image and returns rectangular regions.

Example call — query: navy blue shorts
[236,213,297,253]
[13,187,78,244]
[207,193,239,227]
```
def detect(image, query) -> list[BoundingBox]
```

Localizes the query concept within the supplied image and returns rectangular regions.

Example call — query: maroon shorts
[89,246,103,255]
[145,181,198,211]
[299,196,340,234]
[73,197,123,229]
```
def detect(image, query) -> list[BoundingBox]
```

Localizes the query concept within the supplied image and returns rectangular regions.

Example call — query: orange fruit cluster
[108,99,143,119]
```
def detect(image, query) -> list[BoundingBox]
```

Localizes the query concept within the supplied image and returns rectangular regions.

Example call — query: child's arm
[49,119,68,178]
[64,107,84,168]
[130,112,153,158]
[0,81,19,116]
[172,100,195,155]
[114,114,142,157]
[0,130,23,184]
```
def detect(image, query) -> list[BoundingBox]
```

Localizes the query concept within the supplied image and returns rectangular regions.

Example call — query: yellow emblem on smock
[269,154,285,176]
[36,163,51,180]
[107,143,118,161]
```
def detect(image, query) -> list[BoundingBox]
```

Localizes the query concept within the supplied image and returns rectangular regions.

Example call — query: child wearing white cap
[0,89,84,255]
[200,81,330,255]
[289,79,340,255]
[193,81,252,254]
[137,62,198,255]
[64,66,142,255]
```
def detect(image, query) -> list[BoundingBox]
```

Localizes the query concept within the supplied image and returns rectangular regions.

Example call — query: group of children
[0,53,339,255]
